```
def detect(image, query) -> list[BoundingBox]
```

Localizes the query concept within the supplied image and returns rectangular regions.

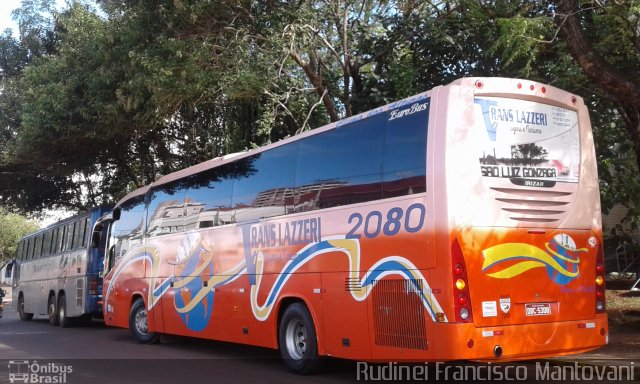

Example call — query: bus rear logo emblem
[482,234,586,285]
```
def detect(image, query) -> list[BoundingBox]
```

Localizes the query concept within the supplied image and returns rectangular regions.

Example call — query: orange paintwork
[103,77,607,362]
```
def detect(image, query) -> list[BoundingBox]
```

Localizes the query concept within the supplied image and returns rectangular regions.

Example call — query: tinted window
[55,227,64,254]
[34,235,43,258]
[232,145,297,222]
[296,118,383,211]
[73,219,83,249]
[25,238,32,260]
[50,229,57,255]
[185,163,236,228]
[64,222,75,252]
[383,101,428,197]
[146,181,188,237]
[81,218,90,247]
[112,196,146,261]
[43,230,52,256]
[16,241,24,260]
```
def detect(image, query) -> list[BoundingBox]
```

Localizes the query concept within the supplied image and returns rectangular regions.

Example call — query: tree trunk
[555,0,640,172]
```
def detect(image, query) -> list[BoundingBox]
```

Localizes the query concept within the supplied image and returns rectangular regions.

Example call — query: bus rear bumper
[436,314,608,361]
[366,314,608,362]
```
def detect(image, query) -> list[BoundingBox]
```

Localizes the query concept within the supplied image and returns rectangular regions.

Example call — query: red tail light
[89,277,100,295]
[452,240,473,322]
[595,242,606,313]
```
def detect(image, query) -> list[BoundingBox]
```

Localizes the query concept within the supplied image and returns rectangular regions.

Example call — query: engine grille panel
[371,279,427,350]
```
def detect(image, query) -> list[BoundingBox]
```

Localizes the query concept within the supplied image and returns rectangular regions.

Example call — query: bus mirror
[112,208,121,221]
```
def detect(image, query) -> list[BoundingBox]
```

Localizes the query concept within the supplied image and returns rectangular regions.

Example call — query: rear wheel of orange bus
[278,303,325,375]
[129,298,159,344]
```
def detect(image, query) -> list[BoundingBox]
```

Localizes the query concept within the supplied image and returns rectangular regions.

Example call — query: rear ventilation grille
[372,279,427,350]
[76,279,84,308]
[491,187,574,223]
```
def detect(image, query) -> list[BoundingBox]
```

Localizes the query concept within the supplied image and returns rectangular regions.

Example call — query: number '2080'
[345,203,426,239]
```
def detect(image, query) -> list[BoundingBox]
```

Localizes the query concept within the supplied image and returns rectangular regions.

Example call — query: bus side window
[108,245,116,272]
[16,241,24,261]
[5,261,13,279]
[42,230,52,257]
[185,164,235,228]
[230,145,297,223]
[146,181,187,237]
[34,235,43,259]
[50,228,58,256]
[383,101,428,197]
[295,117,383,210]
[58,226,66,253]
[66,222,76,251]
[73,218,83,249]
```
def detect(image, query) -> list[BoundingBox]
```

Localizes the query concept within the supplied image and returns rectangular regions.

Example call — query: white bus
[13,206,111,327]
[0,260,15,286]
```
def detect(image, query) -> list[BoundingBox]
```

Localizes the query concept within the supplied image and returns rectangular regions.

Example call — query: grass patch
[607,290,640,328]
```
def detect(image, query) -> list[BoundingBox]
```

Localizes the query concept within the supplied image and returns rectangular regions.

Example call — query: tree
[0,207,38,263]
[513,143,549,166]
[555,0,640,148]
[488,0,640,220]
[2,0,640,225]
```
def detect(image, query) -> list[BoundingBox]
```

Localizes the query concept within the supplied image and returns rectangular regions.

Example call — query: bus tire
[278,303,325,375]
[18,294,33,321]
[48,294,59,326]
[129,298,159,344]
[57,293,71,328]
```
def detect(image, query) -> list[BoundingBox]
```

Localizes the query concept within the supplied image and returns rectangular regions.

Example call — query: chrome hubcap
[135,308,149,335]
[285,319,307,360]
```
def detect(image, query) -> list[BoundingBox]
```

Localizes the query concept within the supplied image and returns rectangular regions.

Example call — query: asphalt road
[0,304,364,384]
[0,305,632,384]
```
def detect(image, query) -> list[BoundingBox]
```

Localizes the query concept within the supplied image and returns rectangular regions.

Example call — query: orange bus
[97,77,607,374]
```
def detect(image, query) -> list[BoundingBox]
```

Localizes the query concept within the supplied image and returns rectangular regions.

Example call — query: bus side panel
[63,250,87,318]
[103,256,148,329]
[321,271,372,360]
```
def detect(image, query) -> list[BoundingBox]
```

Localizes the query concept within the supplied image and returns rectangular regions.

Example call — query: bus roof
[19,205,113,241]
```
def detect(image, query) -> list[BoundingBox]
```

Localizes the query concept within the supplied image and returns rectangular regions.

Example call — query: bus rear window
[474,97,579,185]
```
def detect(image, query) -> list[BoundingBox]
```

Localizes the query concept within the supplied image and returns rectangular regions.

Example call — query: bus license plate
[525,303,551,316]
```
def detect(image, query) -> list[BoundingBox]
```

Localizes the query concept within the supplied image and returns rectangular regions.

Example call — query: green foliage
[488,0,640,223]
[0,0,639,226]
[0,207,38,262]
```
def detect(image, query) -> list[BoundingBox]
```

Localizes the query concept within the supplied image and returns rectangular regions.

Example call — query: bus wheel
[129,298,159,344]
[48,294,59,326]
[278,303,325,375]
[57,293,71,328]
[18,294,33,321]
